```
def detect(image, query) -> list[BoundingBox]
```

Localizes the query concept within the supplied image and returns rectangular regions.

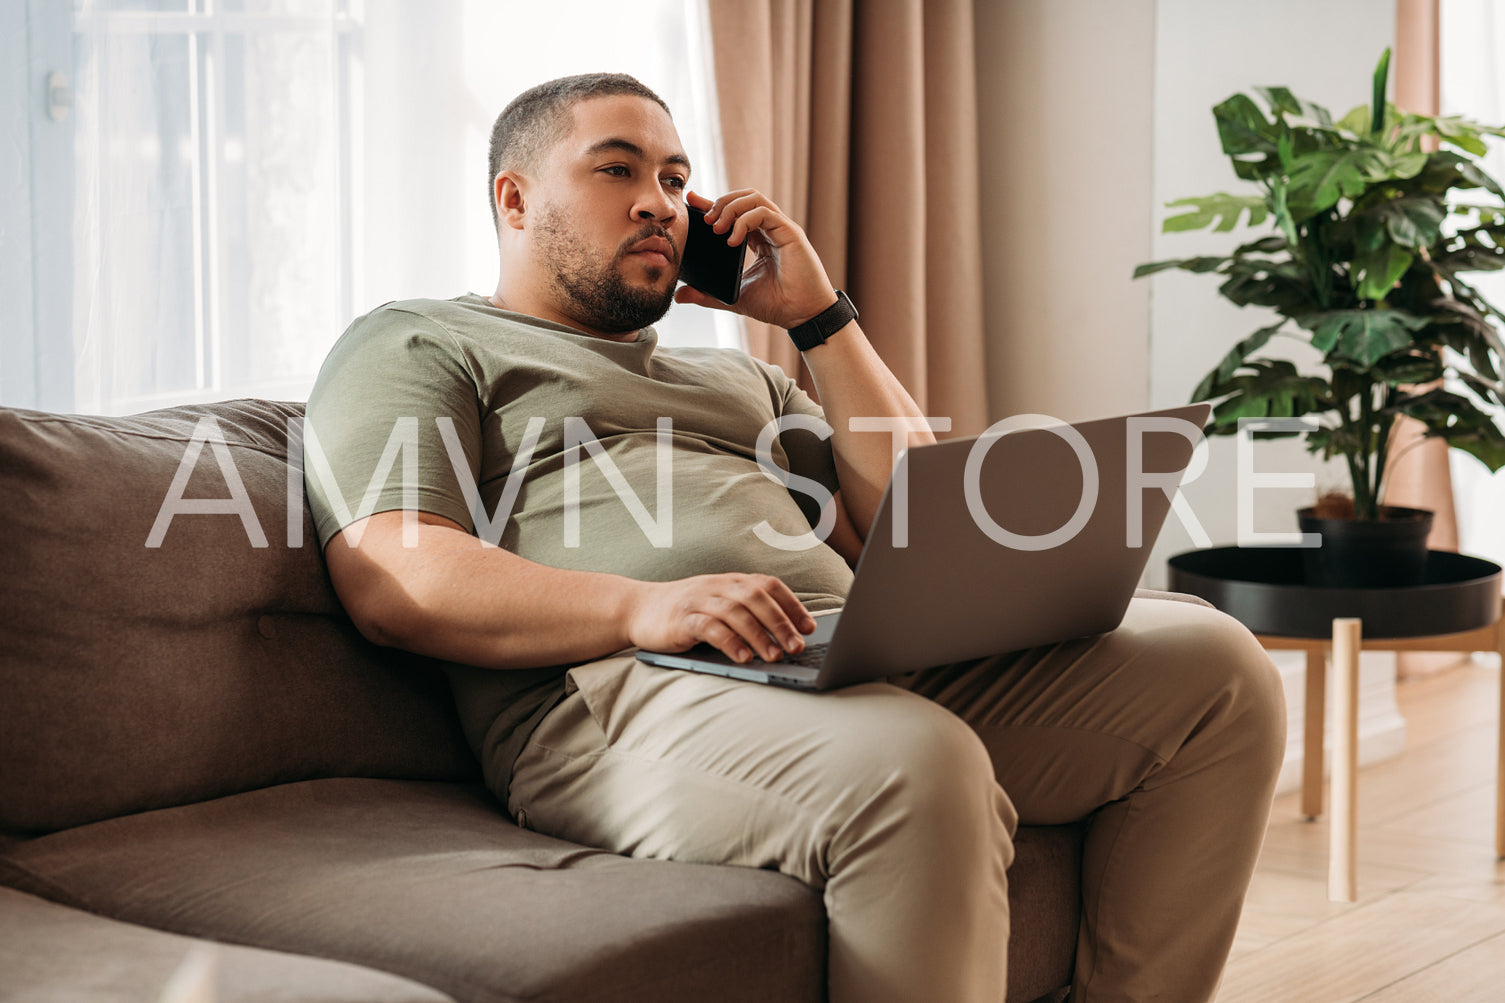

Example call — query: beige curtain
[706,0,989,435]
[1388,0,1460,552]
[1391,0,1465,677]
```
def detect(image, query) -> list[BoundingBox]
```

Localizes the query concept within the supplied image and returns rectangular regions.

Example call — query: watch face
[680,206,747,304]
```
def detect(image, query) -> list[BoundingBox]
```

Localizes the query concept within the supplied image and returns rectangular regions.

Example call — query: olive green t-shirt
[305,294,854,795]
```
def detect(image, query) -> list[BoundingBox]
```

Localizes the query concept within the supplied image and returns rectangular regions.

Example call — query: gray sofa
[0,399,1083,1002]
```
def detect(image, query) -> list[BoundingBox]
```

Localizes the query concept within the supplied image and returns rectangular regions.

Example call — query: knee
[1171,605,1288,767]
[822,691,1017,860]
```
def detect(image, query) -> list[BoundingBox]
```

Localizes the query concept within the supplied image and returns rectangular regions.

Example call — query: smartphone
[679,205,748,305]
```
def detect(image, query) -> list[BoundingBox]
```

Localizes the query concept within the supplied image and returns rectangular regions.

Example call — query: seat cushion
[0,402,478,834]
[0,886,456,1002]
[0,778,827,1003]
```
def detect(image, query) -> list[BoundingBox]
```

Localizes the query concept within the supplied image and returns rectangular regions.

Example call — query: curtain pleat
[707,0,988,435]
[1388,0,1460,553]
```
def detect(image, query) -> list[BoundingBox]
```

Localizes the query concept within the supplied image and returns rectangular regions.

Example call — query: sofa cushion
[0,401,478,834]
[0,778,828,1003]
[0,886,457,1002]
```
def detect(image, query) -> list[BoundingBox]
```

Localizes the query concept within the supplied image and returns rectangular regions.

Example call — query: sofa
[0,398,1084,1002]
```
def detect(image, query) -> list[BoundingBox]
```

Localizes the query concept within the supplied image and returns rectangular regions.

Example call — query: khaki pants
[504,596,1287,1003]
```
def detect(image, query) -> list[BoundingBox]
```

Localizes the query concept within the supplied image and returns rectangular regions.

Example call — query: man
[305,73,1285,1002]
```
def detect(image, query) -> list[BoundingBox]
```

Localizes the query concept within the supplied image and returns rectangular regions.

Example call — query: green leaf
[1354,244,1414,301]
[1381,150,1429,180]
[1372,47,1391,136]
[1400,390,1505,471]
[1132,255,1232,279]
[1205,359,1330,432]
[1371,353,1443,386]
[1233,234,1289,256]
[1162,193,1269,233]
[1337,104,1371,137]
[1217,259,1318,314]
[1286,146,1387,218]
[1355,195,1445,248]
[1191,322,1287,401]
[1214,93,1279,158]
[1298,309,1430,366]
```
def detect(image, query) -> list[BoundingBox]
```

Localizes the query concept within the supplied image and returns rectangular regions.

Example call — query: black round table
[1167,547,1505,900]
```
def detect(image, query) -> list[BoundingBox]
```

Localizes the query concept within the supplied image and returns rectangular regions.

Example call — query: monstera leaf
[1205,359,1330,433]
[1297,309,1430,366]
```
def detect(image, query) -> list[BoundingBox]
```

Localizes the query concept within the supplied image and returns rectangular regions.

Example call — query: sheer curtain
[24,0,730,417]
[1440,0,1505,570]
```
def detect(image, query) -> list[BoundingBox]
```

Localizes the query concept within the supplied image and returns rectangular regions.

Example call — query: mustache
[619,224,679,265]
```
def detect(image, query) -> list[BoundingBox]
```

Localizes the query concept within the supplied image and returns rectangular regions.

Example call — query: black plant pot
[1296,505,1434,588]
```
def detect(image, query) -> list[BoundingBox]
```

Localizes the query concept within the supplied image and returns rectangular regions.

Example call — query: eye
[601,165,631,178]
[662,175,687,191]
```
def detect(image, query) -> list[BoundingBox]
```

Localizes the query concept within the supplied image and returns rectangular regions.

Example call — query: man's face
[528,96,691,336]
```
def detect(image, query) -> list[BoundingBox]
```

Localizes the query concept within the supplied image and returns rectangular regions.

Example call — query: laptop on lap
[635,403,1211,690]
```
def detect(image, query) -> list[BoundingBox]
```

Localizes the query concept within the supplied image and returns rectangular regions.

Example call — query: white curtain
[40,0,730,417]
[1440,0,1505,569]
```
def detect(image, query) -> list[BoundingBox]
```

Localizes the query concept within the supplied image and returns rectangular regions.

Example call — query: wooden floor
[1216,658,1505,1002]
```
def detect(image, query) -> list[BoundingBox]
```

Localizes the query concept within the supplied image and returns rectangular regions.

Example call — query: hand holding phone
[679,205,748,305]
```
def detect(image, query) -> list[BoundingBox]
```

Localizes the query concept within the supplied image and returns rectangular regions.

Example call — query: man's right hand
[625,573,816,664]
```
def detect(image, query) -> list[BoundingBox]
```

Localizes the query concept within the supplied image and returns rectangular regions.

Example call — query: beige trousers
[504,596,1287,1003]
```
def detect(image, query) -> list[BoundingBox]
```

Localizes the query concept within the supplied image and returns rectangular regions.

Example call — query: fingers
[703,193,793,248]
[694,575,810,664]
[636,574,816,665]
[673,284,732,312]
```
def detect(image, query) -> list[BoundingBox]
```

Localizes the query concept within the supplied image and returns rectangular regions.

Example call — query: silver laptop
[635,403,1211,690]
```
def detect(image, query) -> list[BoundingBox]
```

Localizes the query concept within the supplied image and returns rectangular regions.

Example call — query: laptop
[635,403,1211,690]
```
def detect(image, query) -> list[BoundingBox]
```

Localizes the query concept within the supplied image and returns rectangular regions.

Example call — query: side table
[1167,547,1504,902]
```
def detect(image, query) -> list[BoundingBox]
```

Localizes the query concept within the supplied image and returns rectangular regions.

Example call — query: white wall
[975,0,1156,425]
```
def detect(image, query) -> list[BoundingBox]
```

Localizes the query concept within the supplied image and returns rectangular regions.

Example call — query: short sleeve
[304,306,484,547]
[755,361,840,525]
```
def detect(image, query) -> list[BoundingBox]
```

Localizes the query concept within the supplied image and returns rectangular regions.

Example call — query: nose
[633,184,679,224]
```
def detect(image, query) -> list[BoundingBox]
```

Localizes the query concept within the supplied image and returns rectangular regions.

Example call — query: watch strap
[786,290,857,351]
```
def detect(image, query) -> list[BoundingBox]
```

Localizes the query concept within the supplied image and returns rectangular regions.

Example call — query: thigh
[894,595,1282,825]
[508,654,1013,884]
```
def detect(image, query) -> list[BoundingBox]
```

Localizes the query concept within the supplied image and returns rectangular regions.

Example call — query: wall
[974,0,1156,426]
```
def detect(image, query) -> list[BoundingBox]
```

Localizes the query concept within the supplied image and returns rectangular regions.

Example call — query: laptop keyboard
[782,642,829,669]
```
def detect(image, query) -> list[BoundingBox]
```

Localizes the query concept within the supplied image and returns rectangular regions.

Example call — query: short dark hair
[486,73,672,230]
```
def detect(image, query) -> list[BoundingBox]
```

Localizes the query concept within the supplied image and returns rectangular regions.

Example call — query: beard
[533,205,678,336]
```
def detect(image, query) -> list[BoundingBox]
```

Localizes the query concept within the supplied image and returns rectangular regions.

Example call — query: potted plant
[1137,48,1505,586]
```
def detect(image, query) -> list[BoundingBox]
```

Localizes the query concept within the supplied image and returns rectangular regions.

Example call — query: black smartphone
[679,205,748,305]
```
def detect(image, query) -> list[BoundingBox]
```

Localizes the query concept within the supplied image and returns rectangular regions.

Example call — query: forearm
[801,318,937,535]
[328,518,643,669]
[325,511,814,670]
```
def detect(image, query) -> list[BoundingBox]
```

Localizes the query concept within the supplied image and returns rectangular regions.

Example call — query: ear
[495,171,528,231]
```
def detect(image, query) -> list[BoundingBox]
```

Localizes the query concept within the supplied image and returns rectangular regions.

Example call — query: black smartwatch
[786,290,858,351]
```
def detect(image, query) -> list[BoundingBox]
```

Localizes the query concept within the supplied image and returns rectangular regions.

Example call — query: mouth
[626,236,676,269]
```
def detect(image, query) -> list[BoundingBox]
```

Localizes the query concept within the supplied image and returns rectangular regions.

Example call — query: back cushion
[0,401,478,834]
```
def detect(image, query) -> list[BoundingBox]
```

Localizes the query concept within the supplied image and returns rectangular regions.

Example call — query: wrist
[786,290,858,352]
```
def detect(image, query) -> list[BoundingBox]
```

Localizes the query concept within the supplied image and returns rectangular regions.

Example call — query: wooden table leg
[1497,617,1505,860]
[1303,647,1326,820]
[1330,618,1361,903]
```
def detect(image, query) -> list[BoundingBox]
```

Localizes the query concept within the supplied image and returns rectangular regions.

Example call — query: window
[5,0,731,416]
